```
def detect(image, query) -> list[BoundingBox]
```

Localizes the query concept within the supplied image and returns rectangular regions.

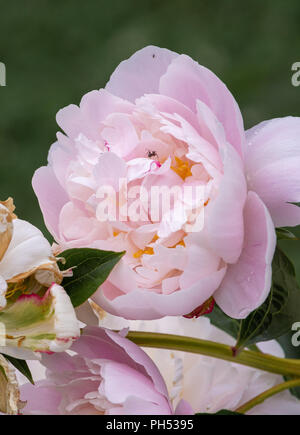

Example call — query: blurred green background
[0,0,300,272]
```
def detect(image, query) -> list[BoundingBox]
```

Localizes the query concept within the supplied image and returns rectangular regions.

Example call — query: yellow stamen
[170,239,186,248]
[133,236,186,259]
[171,156,192,180]
[5,281,29,299]
[133,246,154,259]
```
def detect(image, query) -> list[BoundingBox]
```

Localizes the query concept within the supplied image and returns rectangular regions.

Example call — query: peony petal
[101,112,139,157]
[106,46,178,102]
[93,267,226,320]
[101,361,171,414]
[105,328,170,399]
[32,166,69,239]
[136,93,201,133]
[21,326,174,415]
[21,380,61,415]
[205,143,247,263]
[110,395,171,415]
[215,191,276,319]
[159,54,245,157]
[175,399,194,415]
[94,151,127,192]
[48,139,73,190]
[246,117,300,227]
[56,90,134,143]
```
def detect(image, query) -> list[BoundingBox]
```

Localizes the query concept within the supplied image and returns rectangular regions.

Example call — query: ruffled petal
[159,54,245,157]
[93,267,226,320]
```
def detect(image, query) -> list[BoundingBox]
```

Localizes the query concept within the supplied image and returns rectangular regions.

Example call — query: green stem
[127,331,300,377]
[235,378,300,414]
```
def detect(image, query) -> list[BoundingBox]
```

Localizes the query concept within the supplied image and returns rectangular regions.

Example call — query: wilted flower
[0,354,21,415]
[0,199,81,358]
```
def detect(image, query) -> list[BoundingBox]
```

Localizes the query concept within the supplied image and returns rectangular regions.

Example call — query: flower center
[171,157,192,180]
[5,281,29,299]
[133,246,154,259]
[133,236,186,259]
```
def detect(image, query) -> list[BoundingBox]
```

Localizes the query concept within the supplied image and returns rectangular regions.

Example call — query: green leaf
[288,202,300,207]
[236,247,300,350]
[59,248,125,307]
[196,409,243,415]
[206,304,240,339]
[2,354,34,384]
[276,227,298,240]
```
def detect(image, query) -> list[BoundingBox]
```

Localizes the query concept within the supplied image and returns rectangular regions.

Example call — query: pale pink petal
[175,399,194,415]
[101,113,139,157]
[159,54,245,157]
[48,139,73,189]
[196,99,227,150]
[79,89,133,140]
[127,158,161,182]
[21,326,173,415]
[56,89,133,140]
[136,93,200,133]
[21,381,61,415]
[32,166,69,238]
[159,109,222,172]
[101,361,171,414]
[215,191,276,319]
[93,267,226,320]
[179,244,220,288]
[205,143,247,263]
[130,224,158,249]
[93,151,127,191]
[246,117,300,227]
[106,46,178,102]
[110,396,171,415]
[105,328,171,399]
[58,201,108,246]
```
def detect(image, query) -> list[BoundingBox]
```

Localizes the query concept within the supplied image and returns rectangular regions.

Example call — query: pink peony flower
[99,315,300,415]
[33,46,300,320]
[20,326,191,415]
